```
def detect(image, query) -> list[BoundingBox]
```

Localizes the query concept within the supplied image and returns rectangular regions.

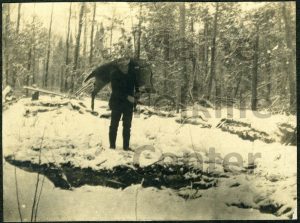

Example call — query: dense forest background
[2,2,296,113]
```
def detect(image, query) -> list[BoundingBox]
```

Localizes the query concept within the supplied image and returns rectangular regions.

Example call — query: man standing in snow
[109,58,140,151]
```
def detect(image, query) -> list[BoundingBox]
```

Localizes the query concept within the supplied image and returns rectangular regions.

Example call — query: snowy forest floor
[3,95,297,221]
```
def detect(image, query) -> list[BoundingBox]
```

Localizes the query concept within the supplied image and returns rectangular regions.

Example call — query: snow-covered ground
[3,96,297,221]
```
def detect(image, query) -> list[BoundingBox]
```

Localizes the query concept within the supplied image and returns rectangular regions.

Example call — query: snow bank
[2,96,297,219]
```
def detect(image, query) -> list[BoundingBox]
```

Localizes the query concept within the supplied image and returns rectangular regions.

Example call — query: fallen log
[3,85,12,100]
[138,106,176,118]
[23,86,66,98]
[277,123,297,146]
[2,85,19,110]
[175,117,212,128]
[216,118,275,143]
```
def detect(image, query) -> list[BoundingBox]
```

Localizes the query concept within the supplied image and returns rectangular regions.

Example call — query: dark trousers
[109,108,133,149]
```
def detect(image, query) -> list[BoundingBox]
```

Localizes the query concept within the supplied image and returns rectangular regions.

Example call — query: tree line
[2,2,296,113]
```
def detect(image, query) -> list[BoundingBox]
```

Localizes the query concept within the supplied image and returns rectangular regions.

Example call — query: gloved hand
[127,95,135,104]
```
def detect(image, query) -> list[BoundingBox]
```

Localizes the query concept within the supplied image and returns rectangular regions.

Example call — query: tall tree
[71,3,85,92]
[64,2,72,91]
[25,50,32,95]
[31,4,42,86]
[3,4,11,86]
[83,7,88,68]
[203,15,209,84]
[25,10,35,95]
[199,8,210,99]
[51,38,64,89]
[189,3,198,100]
[25,6,36,95]
[163,15,170,92]
[109,8,116,55]
[135,4,143,59]
[179,2,188,109]
[11,3,22,88]
[31,16,36,85]
[207,3,219,100]
[251,24,259,111]
[281,3,296,112]
[265,46,272,105]
[16,3,22,34]
[89,3,96,65]
[94,23,105,62]
[44,4,54,88]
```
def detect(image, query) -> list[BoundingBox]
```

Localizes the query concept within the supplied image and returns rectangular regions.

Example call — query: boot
[123,129,131,151]
[109,127,117,149]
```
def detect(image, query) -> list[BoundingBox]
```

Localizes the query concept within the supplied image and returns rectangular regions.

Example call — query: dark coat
[109,59,139,111]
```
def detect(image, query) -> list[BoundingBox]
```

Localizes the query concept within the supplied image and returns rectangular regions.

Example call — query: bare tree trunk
[44,4,54,88]
[32,12,36,85]
[32,43,36,85]
[64,2,72,92]
[203,20,209,82]
[89,2,96,65]
[26,48,32,96]
[215,59,222,109]
[207,3,219,100]
[11,3,22,88]
[135,4,142,59]
[83,10,88,68]
[60,65,64,91]
[109,8,116,56]
[163,29,170,92]
[71,3,85,92]
[282,3,296,112]
[4,4,10,86]
[265,50,272,106]
[234,72,243,98]
[178,2,188,109]
[189,4,197,101]
[16,4,22,34]
[198,19,209,98]
[251,25,259,111]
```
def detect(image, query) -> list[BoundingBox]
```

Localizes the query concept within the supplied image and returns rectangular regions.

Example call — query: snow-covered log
[2,85,12,101]
[277,123,297,146]
[23,86,66,97]
[216,118,276,143]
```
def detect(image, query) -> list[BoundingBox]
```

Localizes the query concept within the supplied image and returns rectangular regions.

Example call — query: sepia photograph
[2,1,297,221]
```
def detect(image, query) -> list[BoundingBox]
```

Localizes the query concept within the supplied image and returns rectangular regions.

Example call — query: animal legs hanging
[91,79,107,111]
